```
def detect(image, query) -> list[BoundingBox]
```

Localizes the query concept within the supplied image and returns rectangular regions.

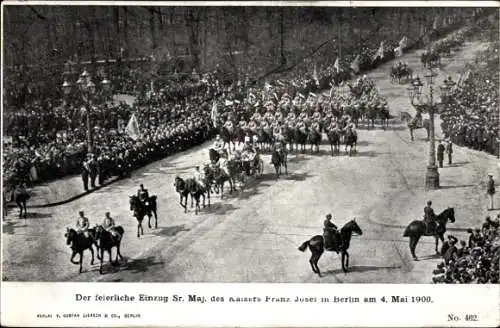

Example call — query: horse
[208,163,234,199]
[421,51,440,68]
[307,127,322,153]
[271,147,288,179]
[95,225,124,274]
[65,227,98,274]
[129,195,158,238]
[326,128,341,156]
[403,207,455,261]
[241,152,264,178]
[174,176,190,212]
[378,108,391,130]
[344,129,357,156]
[14,188,30,218]
[209,148,220,164]
[219,126,235,151]
[258,127,274,151]
[403,113,430,141]
[294,127,308,153]
[298,219,363,276]
[390,66,413,84]
[186,177,209,215]
[281,125,296,152]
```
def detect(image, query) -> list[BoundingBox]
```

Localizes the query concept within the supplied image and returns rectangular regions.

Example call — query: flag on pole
[350,55,360,74]
[211,101,218,127]
[394,46,403,57]
[125,113,141,141]
[372,41,385,61]
[399,36,408,50]
[333,58,341,73]
[313,63,319,86]
[432,16,439,30]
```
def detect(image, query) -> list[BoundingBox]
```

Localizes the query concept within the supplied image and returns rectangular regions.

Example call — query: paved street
[2,40,499,283]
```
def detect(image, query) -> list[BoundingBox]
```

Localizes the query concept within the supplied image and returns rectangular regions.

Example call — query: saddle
[424,219,438,235]
[323,230,342,252]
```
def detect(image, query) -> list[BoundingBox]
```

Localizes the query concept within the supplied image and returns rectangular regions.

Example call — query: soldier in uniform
[76,210,90,237]
[102,211,119,238]
[213,135,224,154]
[193,166,206,190]
[81,157,90,191]
[424,200,437,234]
[323,214,339,251]
[437,139,445,168]
[87,153,98,189]
[137,184,150,205]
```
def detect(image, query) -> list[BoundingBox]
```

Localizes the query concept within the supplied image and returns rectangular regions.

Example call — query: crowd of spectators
[440,41,499,156]
[432,214,500,284]
[2,12,495,191]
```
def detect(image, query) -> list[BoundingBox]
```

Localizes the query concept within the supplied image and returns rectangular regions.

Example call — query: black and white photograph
[2,2,499,290]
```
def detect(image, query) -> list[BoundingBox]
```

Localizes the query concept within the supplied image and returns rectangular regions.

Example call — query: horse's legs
[284,160,288,175]
[99,248,104,274]
[313,252,323,276]
[16,202,22,218]
[108,249,113,265]
[70,251,79,264]
[117,243,124,260]
[434,235,440,254]
[412,235,421,261]
[148,214,152,229]
[410,128,414,141]
[79,251,83,273]
[89,247,95,265]
[345,251,350,269]
[154,210,158,229]
[330,143,334,157]
[190,194,194,208]
[309,254,318,274]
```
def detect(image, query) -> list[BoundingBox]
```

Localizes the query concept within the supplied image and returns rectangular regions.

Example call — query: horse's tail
[403,224,411,237]
[298,240,309,252]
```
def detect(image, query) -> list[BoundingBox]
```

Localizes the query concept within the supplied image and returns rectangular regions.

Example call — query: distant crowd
[440,41,500,156]
[2,13,496,192]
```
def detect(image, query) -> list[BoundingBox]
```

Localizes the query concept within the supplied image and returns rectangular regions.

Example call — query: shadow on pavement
[439,184,476,190]
[102,256,164,275]
[325,265,402,276]
[203,203,239,216]
[153,224,190,237]
[447,161,470,167]
[2,220,28,235]
[25,212,53,219]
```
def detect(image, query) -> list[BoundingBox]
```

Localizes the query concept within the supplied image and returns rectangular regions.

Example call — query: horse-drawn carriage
[390,64,413,84]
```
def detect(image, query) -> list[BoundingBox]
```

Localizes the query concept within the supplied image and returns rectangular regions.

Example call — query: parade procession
[2,5,500,286]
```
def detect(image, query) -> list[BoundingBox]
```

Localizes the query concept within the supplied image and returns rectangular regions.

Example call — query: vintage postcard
[1,1,499,327]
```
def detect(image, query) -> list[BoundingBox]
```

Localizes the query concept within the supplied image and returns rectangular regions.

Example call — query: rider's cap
[427,200,432,205]
[326,214,332,219]
[105,212,110,216]
[140,184,144,187]
[79,211,84,215]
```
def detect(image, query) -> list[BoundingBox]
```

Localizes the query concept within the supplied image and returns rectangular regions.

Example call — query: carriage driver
[323,214,339,251]
[137,184,150,206]
[193,166,206,190]
[76,211,90,237]
[213,135,224,153]
[424,200,437,234]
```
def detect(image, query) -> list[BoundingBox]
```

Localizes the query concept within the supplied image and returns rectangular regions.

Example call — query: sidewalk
[6,174,121,208]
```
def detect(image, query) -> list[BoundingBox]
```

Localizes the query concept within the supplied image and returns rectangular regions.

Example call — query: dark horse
[403,207,455,261]
[271,147,288,179]
[14,188,30,218]
[95,225,124,274]
[65,228,98,273]
[326,128,341,156]
[307,128,322,153]
[344,129,358,156]
[129,195,158,238]
[298,219,363,276]
[173,176,206,214]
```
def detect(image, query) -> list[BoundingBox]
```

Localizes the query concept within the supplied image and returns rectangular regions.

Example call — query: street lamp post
[407,67,453,190]
[62,67,110,154]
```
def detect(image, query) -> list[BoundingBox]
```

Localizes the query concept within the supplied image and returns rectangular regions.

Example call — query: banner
[399,36,408,50]
[333,58,341,73]
[350,55,360,74]
[211,101,218,127]
[372,41,385,61]
[313,63,319,86]
[125,113,141,141]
